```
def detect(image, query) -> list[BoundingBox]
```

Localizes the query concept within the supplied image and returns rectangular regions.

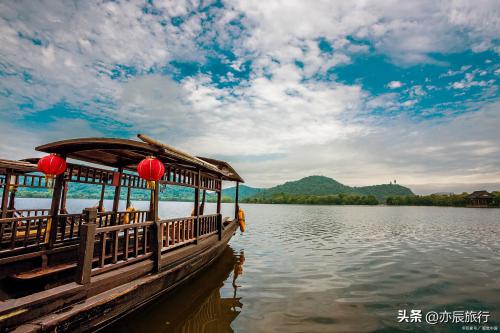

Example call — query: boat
[0,134,244,332]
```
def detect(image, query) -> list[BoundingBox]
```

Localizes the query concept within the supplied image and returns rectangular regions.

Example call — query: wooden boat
[0,134,244,332]
[103,246,244,333]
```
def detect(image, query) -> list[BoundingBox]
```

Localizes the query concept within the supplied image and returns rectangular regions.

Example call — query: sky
[0,0,499,194]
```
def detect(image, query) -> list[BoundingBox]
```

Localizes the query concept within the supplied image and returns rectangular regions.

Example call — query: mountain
[221,185,264,200]
[263,176,351,196]
[244,175,413,201]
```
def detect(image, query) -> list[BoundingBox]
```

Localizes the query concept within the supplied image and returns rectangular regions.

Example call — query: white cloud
[387,81,403,89]
[0,0,499,192]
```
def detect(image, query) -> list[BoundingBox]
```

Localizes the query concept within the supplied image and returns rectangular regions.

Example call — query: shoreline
[16,197,500,208]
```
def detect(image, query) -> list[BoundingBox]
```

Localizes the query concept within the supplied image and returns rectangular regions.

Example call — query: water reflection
[101,246,244,333]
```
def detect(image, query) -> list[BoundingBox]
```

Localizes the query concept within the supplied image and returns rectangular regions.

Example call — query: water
[17,200,500,332]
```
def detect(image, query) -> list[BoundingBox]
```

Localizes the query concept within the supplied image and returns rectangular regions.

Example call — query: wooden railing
[4,209,50,218]
[57,213,82,242]
[96,210,149,227]
[55,210,150,243]
[8,174,50,188]
[158,216,196,251]
[91,221,153,275]
[157,214,221,252]
[199,214,219,238]
[0,215,49,251]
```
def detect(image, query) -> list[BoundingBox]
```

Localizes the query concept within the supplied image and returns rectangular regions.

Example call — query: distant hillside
[16,175,413,204]
[264,176,351,196]
[354,184,414,199]
[245,175,413,201]
[221,185,264,200]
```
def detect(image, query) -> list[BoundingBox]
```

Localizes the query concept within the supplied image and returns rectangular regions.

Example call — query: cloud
[236,100,500,189]
[387,81,403,89]
[228,0,500,66]
[0,0,499,192]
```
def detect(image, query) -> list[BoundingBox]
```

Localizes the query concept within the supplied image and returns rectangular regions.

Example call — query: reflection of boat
[101,246,244,333]
[0,135,246,332]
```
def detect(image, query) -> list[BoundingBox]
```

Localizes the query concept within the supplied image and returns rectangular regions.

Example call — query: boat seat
[10,263,76,280]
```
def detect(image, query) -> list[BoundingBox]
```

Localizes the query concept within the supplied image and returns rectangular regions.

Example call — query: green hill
[221,185,264,200]
[244,175,413,202]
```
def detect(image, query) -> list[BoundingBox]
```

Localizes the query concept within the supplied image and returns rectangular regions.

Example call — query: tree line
[241,193,379,205]
[386,192,500,207]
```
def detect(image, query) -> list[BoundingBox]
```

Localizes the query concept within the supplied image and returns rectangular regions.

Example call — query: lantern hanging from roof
[137,156,165,189]
[37,154,66,187]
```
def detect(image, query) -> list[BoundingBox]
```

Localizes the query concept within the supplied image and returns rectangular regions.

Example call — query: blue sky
[0,0,499,193]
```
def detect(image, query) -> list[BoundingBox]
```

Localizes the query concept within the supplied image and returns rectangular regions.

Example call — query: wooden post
[0,173,11,241]
[200,189,206,215]
[47,169,66,248]
[126,186,131,209]
[1,173,11,218]
[151,182,161,272]
[111,167,123,225]
[234,181,240,220]
[75,208,97,285]
[60,181,68,214]
[7,185,17,217]
[194,170,200,244]
[217,178,222,240]
[98,184,105,212]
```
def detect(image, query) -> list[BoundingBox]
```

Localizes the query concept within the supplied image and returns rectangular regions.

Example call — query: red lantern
[137,157,164,188]
[38,154,66,176]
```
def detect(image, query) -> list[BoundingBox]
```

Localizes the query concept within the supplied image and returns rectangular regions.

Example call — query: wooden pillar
[200,189,206,215]
[126,186,132,209]
[152,182,161,272]
[0,173,10,217]
[0,173,11,242]
[111,167,123,225]
[234,181,239,220]
[7,185,17,217]
[217,177,222,240]
[98,184,105,212]
[47,169,66,248]
[60,181,68,214]
[194,170,200,244]
[75,208,97,285]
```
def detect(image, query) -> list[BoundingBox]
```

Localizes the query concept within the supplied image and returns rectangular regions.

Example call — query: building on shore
[466,191,494,208]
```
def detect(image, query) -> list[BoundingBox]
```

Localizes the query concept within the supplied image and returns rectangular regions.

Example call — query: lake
[17,199,500,332]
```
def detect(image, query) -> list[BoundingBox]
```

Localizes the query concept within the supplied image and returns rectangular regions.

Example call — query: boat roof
[0,159,39,175]
[35,135,243,182]
[197,156,244,183]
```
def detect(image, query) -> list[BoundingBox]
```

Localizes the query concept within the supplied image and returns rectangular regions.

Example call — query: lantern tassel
[147,180,156,190]
[45,175,54,194]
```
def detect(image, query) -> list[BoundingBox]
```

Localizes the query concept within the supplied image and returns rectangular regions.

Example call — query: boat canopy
[35,134,243,182]
[197,156,244,183]
[0,159,38,175]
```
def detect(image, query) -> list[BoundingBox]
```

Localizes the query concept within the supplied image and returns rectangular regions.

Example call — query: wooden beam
[234,181,239,220]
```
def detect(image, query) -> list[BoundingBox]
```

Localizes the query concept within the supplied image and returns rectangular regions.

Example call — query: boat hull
[8,221,239,333]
